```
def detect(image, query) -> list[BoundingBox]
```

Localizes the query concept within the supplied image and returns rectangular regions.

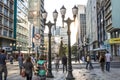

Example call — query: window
[10,2,13,9]
[0,15,2,24]
[3,29,7,36]
[4,18,8,26]
[0,27,2,35]
[3,0,8,5]
[4,8,8,16]
[9,12,13,19]
[9,21,13,28]
[9,31,12,37]
[0,5,2,13]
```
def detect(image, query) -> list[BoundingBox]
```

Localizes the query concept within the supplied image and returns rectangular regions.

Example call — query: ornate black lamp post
[10,43,16,56]
[27,46,32,56]
[60,5,78,80]
[42,9,58,78]
[17,44,22,55]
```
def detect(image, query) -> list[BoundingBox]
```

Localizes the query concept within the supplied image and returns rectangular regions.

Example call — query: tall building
[76,5,86,57]
[96,0,108,51]
[14,0,29,51]
[86,0,97,52]
[77,5,86,52]
[105,0,120,56]
[0,0,14,52]
[60,26,68,45]
[28,0,44,53]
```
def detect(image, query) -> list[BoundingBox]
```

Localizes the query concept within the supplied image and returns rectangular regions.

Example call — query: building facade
[28,0,44,54]
[96,0,108,50]
[105,0,120,56]
[77,5,86,56]
[14,0,29,51]
[86,0,97,52]
[0,0,14,52]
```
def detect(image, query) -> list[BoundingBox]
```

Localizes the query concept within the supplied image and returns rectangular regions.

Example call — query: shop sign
[109,38,120,44]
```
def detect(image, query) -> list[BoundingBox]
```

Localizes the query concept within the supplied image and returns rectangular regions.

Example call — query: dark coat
[62,56,67,65]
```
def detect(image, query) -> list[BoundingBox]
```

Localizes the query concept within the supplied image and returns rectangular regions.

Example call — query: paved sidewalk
[7,61,120,80]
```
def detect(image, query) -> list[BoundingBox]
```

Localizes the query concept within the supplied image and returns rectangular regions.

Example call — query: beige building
[28,0,44,54]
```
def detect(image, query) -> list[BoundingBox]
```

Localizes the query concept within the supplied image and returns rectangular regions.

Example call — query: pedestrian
[85,54,93,70]
[35,55,47,80]
[54,54,60,72]
[62,54,67,73]
[0,49,7,80]
[81,56,85,63]
[105,50,112,72]
[18,54,24,75]
[9,55,14,64]
[99,53,105,72]
[23,56,34,80]
[30,55,36,64]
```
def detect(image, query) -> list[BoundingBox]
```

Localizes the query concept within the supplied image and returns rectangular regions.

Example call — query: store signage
[109,38,120,44]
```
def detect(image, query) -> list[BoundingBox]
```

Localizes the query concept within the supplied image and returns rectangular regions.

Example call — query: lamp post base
[46,72,54,78]
[66,71,75,80]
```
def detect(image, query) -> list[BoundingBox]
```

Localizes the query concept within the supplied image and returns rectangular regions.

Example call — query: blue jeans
[106,62,110,72]
[86,61,93,69]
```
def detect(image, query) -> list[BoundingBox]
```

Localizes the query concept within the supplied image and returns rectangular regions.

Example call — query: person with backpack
[99,53,105,72]
[35,55,47,80]
[85,54,93,69]
[62,54,67,73]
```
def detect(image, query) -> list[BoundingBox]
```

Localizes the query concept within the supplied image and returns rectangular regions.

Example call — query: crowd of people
[0,49,112,80]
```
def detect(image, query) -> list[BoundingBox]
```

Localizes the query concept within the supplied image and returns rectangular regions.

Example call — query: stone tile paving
[74,68,120,80]
[7,61,120,80]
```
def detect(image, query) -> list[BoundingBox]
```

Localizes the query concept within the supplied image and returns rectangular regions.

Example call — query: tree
[71,45,77,56]
[58,41,67,57]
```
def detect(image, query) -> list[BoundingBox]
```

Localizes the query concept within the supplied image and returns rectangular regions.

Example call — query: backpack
[37,60,46,76]
[100,56,105,63]
[86,56,90,62]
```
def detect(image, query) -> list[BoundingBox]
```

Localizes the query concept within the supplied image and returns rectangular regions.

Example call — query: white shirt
[105,53,111,62]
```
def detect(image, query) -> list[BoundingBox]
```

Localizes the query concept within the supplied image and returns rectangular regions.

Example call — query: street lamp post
[42,9,58,78]
[27,46,32,56]
[10,43,16,56]
[85,38,89,55]
[17,44,22,55]
[60,5,78,80]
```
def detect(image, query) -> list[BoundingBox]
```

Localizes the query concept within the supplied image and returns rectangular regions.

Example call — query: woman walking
[99,53,105,72]
[54,54,60,72]
[23,56,34,80]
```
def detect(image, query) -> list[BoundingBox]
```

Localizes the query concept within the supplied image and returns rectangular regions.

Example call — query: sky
[44,0,88,45]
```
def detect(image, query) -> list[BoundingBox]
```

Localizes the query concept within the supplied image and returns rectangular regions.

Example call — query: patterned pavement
[6,61,120,80]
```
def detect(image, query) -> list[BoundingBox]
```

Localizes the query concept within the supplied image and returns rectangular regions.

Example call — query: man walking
[105,50,112,72]
[54,54,60,72]
[0,49,7,80]
[18,54,24,75]
[85,54,93,70]
[62,54,67,73]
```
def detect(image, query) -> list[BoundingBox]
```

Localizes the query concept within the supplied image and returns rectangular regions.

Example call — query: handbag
[21,69,26,77]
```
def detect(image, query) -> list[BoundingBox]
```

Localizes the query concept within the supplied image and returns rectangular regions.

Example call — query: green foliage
[59,41,67,57]
[71,45,77,56]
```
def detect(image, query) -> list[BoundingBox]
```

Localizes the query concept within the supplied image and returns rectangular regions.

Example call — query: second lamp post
[60,5,78,80]
[42,9,58,78]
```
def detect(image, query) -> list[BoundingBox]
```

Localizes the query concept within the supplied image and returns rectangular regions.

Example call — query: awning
[90,48,106,52]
